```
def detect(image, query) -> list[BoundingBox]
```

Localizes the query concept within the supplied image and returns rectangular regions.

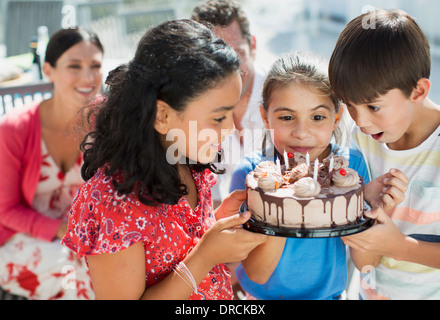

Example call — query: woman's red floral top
[62,167,233,300]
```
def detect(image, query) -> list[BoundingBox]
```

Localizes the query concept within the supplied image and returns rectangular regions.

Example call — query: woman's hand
[364,169,409,212]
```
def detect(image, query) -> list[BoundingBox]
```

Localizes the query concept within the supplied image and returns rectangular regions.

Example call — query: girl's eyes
[312,115,326,121]
[278,115,327,121]
[214,116,227,123]
[368,105,380,112]
[279,115,294,121]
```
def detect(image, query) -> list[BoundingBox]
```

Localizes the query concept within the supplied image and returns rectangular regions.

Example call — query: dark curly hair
[81,19,240,206]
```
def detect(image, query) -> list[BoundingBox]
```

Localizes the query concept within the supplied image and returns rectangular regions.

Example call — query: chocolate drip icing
[323,197,336,227]
[248,177,364,229]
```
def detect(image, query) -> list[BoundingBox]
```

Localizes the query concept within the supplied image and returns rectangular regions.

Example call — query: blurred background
[0,0,439,101]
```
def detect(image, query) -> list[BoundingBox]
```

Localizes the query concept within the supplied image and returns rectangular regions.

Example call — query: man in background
[192,0,267,208]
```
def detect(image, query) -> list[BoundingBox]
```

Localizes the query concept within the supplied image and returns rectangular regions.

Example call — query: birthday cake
[245,152,365,229]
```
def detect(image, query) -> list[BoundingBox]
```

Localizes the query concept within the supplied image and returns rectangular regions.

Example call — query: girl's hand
[196,211,268,267]
[214,189,247,220]
[364,169,409,212]
[87,212,266,300]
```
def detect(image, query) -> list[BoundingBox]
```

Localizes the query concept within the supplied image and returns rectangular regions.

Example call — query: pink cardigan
[0,102,62,245]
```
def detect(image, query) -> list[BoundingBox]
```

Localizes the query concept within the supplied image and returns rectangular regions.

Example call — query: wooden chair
[0,82,53,116]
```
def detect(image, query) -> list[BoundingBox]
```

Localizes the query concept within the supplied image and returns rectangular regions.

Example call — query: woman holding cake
[229,51,408,299]
[61,20,267,299]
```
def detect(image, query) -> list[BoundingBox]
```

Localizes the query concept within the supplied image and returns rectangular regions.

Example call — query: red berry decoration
[287,152,295,158]
[339,168,347,176]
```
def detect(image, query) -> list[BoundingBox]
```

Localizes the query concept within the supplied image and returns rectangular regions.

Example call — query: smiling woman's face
[44,41,103,108]
[261,82,341,161]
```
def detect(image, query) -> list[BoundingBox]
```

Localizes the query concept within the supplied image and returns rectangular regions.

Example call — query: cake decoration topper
[283,149,289,170]
[313,158,319,180]
[329,155,334,172]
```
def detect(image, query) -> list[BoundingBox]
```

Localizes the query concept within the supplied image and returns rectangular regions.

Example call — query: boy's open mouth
[371,132,384,140]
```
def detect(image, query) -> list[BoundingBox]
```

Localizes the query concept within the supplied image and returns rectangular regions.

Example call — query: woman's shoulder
[0,102,40,131]
[0,102,41,159]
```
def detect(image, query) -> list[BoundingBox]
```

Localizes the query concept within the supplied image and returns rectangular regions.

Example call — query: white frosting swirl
[254,161,277,176]
[258,175,278,191]
[332,155,349,170]
[293,177,321,197]
[252,160,285,190]
[332,168,359,187]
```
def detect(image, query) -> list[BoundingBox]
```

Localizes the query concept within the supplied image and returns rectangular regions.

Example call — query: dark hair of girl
[81,19,240,206]
[45,27,104,66]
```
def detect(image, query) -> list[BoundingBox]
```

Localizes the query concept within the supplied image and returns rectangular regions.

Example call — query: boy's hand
[342,207,405,258]
[364,169,409,212]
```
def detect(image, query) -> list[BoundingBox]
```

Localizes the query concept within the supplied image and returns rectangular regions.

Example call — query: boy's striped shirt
[352,125,440,300]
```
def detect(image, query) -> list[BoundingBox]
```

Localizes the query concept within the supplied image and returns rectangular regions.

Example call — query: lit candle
[276,158,281,174]
[329,155,334,172]
[313,158,319,180]
[306,151,310,166]
[283,149,289,170]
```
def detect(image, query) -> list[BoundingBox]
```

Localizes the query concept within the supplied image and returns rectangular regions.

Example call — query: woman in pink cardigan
[0,27,103,299]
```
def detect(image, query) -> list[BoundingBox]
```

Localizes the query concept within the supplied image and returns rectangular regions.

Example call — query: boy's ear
[154,100,173,135]
[410,78,431,103]
[260,105,270,129]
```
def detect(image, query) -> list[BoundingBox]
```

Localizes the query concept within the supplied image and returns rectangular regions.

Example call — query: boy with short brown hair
[329,8,440,300]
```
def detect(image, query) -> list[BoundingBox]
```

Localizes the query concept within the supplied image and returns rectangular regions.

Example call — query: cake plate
[239,202,375,238]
